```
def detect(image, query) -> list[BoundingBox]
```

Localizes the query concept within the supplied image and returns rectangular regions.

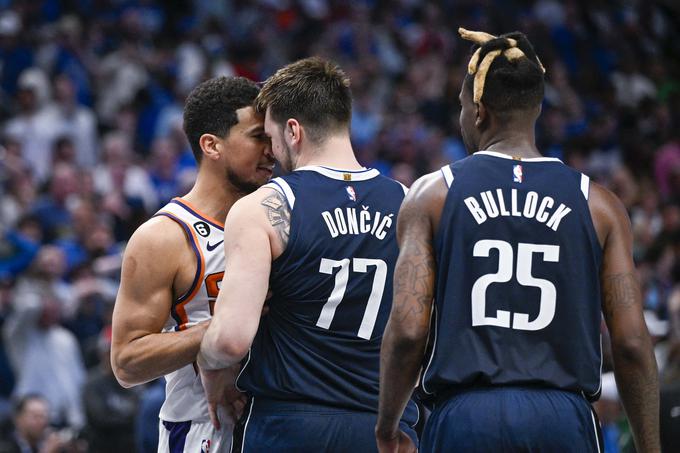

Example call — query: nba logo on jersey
[345,185,357,201]
[513,164,523,183]
[200,439,211,453]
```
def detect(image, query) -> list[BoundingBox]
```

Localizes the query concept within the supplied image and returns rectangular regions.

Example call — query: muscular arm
[198,188,288,370]
[111,218,209,388]
[591,184,660,453]
[376,174,443,441]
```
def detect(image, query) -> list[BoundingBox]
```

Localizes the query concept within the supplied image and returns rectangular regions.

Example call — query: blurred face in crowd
[15,398,49,444]
[85,221,114,255]
[34,245,66,279]
[17,87,37,113]
[218,106,274,194]
[54,74,76,106]
[50,164,79,203]
[459,81,480,154]
[264,108,294,173]
[103,134,132,165]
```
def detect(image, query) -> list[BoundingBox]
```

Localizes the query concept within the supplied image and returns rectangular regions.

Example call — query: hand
[226,392,248,421]
[376,430,417,453]
[41,431,71,453]
[198,364,241,430]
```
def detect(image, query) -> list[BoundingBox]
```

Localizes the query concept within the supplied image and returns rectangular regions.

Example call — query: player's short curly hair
[255,57,352,144]
[183,76,260,163]
[462,31,545,115]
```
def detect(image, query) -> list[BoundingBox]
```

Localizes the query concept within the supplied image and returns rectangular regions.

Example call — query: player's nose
[263,143,275,161]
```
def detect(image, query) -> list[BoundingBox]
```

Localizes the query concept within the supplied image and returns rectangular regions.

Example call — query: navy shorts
[232,397,419,453]
[421,387,603,453]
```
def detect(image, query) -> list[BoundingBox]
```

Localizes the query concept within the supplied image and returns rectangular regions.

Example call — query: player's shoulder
[398,169,449,223]
[408,170,449,202]
[586,180,631,245]
[374,173,409,196]
[124,215,189,262]
[225,185,285,226]
[588,181,629,220]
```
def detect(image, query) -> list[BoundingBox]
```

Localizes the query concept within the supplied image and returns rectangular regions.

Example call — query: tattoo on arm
[602,272,640,319]
[392,219,435,325]
[602,271,660,451]
[261,191,291,249]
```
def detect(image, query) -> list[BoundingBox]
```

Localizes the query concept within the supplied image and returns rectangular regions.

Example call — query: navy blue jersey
[422,151,603,401]
[237,165,418,423]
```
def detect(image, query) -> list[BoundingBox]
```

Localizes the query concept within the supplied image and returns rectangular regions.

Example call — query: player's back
[423,151,603,401]
[237,165,417,422]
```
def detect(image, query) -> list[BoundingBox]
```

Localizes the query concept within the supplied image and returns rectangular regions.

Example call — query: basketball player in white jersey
[111,76,274,452]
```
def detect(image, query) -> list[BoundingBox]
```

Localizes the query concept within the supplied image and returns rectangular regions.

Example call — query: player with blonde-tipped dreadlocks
[376,28,659,453]
[458,27,545,104]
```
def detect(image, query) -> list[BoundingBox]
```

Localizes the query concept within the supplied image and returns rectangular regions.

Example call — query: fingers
[226,395,247,420]
[233,397,246,419]
[208,402,221,431]
[376,438,398,453]
[399,431,417,453]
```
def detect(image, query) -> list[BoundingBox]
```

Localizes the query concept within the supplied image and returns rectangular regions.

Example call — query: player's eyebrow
[246,124,266,136]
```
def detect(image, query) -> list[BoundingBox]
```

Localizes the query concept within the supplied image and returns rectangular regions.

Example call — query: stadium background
[0,0,678,451]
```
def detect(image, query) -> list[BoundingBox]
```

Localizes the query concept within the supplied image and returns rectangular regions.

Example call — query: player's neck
[295,135,363,170]
[180,170,237,224]
[478,129,542,159]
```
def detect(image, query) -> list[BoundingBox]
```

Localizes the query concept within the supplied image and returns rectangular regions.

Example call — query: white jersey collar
[295,165,381,181]
[474,150,563,163]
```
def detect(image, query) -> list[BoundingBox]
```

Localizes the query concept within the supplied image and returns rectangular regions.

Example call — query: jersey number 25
[472,240,559,331]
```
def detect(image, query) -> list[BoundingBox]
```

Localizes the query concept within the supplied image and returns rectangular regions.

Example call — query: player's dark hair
[255,57,352,144]
[183,76,260,163]
[461,30,545,115]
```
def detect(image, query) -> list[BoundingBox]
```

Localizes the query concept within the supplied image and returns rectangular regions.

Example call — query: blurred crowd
[0,0,678,451]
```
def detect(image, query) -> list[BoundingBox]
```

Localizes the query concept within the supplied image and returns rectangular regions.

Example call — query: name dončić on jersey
[322,206,394,240]
[464,188,572,231]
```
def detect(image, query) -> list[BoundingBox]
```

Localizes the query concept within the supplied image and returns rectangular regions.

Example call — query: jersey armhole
[440,165,454,188]
[580,173,590,200]
[153,212,205,331]
[263,178,296,209]
[398,181,409,195]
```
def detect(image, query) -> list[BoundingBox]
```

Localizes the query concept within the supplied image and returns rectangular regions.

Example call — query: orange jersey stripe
[154,211,206,331]
[173,197,225,229]
[175,223,206,330]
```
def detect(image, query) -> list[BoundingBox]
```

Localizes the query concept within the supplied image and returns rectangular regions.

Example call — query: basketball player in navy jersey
[198,57,419,452]
[376,29,660,452]
[111,77,274,452]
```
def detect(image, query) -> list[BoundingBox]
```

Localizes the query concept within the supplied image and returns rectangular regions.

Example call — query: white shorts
[158,417,233,453]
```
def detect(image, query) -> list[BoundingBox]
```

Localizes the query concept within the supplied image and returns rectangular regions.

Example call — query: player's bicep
[258,188,291,258]
[390,178,437,331]
[212,197,272,342]
[112,224,179,345]
[594,187,645,338]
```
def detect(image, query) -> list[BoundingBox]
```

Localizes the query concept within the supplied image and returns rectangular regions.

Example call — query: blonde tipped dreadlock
[458,27,546,104]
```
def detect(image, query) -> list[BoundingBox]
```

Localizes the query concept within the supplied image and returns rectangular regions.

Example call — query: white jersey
[154,197,226,423]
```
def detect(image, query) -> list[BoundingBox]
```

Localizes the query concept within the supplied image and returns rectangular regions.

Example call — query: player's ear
[285,119,302,148]
[475,101,487,129]
[200,133,222,161]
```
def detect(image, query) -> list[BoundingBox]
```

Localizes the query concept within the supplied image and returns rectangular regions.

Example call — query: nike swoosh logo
[206,240,224,252]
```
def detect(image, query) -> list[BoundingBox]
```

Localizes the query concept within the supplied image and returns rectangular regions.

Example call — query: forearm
[113,323,208,387]
[612,341,660,453]
[376,323,428,438]
[197,325,246,370]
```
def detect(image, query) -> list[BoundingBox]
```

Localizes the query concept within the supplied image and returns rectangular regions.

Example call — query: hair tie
[459,27,545,104]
